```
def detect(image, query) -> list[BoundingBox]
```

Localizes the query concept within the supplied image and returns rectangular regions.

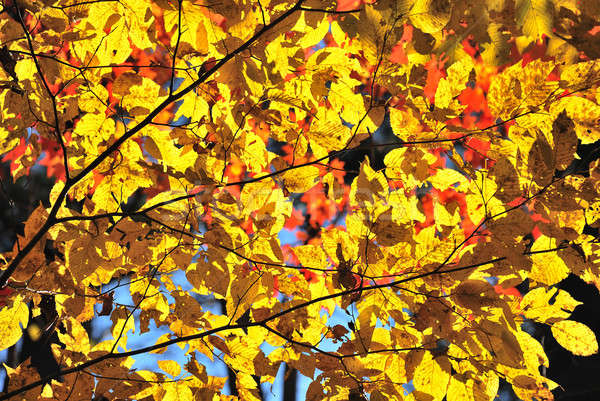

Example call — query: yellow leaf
[480,23,511,66]
[163,3,216,56]
[551,320,598,356]
[281,165,320,193]
[372,209,413,246]
[489,157,521,202]
[477,320,523,368]
[550,97,600,144]
[527,136,554,186]
[297,14,329,48]
[384,148,437,190]
[350,159,388,207]
[453,280,501,311]
[41,383,53,398]
[488,59,557,120]
[560,60,600,92]
[308,109,354,157]
[413,352,451,401]
[240,131,269,173]
[520,287,581,324]
[529,235,570,285]
[389,107,422,141]
[447,374,471,401]
[434,78,453,110]
[293,245,328,270]
[427,168,468,191]
[435,57,474,110]
[110,307,135,347]
[163,381,194,401]
[516,0,553,41]
[122,77,167,117]
[57,317,91,355]
[14,58,36,82]
[322,228,357,264]
[517,331,549,374]
[187,259,230,298]
[158,359,182,377]
[241,180,273,213]
[465,173,504,225]
[410,0,452,34]
[0,295,28,351]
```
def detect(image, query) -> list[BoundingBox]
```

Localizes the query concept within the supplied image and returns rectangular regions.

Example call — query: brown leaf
[453,280,501,311]
[98,291,114,316]
[552,110,578,170]
[528,136,555,185]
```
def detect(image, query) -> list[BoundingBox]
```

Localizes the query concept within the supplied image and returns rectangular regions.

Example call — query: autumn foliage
[0,0,600,400]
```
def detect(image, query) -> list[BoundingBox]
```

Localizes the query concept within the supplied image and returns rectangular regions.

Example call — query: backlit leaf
[413,352,451,401]
[551,320,598,356]
[529,235,570,285]
[0,295,28,351]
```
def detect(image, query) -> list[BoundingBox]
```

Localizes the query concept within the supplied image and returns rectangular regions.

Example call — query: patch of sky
[278,227,300,247]
[26,126,36,139]
[259,341,279,358]
[444,150,461,171]
[171,114,190,127]
[496,120,508,137]
[402,307,414,317]
[296,372,313,401]
[323,304,354,325]
[520,318,536,336]
[435,338,450,354]
[261,362,287,401]
[469,110,484,123]
[371,112,394,143]
[313,37,327,53]
[196,349,229,379]
[375,316,394,330]
[415,181,432,199]
[130,321,187,372]
[485,276,499,286]
[30,163,47,175]
[266,137,289,155]
[403,380,415,395]
[89,272,224,378]
[453,140,465,158]
[166,76,185,93]
[0,347,12,388]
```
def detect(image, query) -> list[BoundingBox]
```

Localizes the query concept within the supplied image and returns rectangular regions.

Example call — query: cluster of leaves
[0,0,599,400]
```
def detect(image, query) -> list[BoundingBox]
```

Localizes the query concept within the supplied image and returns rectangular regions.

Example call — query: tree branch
[0,0,306,289]
[0,242,568,400]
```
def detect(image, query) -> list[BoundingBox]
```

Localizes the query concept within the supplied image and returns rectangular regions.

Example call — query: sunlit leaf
[0,295,28,351]
[551,320,599,356]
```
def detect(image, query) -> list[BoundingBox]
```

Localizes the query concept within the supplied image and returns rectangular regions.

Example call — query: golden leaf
[551,320,598,356]
[520,287,581,324]
[281,165,320,193]
[413,352,451,401]
[488,60,557,120]
[410,0,453,34]
[550,97,600,144]
[0,295,28,351]
[552,110,577,170]
[158,359,182,377]
[516,0,553,41]
[529,235,570,285]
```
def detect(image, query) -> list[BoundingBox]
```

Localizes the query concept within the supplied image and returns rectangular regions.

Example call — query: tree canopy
[0,0,599,400]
